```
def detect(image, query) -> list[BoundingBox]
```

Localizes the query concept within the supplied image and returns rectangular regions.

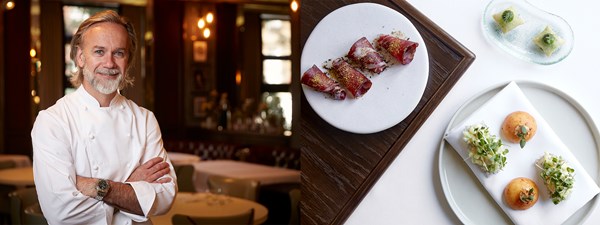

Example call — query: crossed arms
[75,157,172,215]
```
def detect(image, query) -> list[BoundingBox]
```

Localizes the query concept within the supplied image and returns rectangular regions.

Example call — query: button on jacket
[31,86,176,225]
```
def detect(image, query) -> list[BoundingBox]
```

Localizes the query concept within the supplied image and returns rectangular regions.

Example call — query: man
[31,10,176,224]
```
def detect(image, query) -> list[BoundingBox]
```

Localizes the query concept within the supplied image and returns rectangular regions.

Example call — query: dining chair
[9,187,41,225]
[171,208,254,225]
[207,175,260,202]
[257,182,299,224]
[0,160,17,224]
[174,164,196,192]
[289,188,301,225]
[23,202,47,225]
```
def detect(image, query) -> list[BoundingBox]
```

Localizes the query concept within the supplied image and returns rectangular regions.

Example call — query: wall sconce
[197,11,214,39]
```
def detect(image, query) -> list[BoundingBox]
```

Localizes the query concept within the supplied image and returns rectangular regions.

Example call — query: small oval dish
[482,0,574,65]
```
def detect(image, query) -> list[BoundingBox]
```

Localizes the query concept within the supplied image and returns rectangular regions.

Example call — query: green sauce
[502,10,514,23]
[542,33,555,45]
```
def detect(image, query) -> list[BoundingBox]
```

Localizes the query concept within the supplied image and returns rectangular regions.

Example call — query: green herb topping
[519,188,535,203]
[517,125,529,148]
[536,152,575,204]
[542,33,555,45]
[463,123,509,174]
[502,10,514,23]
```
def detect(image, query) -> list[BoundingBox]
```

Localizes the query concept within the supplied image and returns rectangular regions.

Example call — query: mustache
[96,68,121,75]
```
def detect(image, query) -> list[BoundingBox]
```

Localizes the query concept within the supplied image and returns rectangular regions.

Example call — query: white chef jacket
[31,86,177,225]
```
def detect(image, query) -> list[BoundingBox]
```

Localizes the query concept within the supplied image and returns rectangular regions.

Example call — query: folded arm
[76,157,171,215]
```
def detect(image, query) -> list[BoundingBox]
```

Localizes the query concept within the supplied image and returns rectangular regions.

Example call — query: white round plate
[439,81,600,225]
[301,3,429,134]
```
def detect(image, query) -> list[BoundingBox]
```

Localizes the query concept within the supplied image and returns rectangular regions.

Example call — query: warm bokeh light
[33,96,40,104]
[197,18,206,29]
[203,28,211,38]
[235,70,242,85]
[290,0,298,12]
[206,12,214,24]
[30,48,36,58]
[144,31,153,42]
[5,0,15,10]
[31,90,36,97]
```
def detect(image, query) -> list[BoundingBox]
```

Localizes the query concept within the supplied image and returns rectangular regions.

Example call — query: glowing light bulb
[235,70,242,85]
[144,31,153,42]
[197,18,206,29]
[290,0,299,12]
[206,12,214,24]
[203,28,211,38]
[30,48,37,58]
[5,1,15,10]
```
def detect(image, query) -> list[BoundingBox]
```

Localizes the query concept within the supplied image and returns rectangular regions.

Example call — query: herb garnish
[542,33,555,45]
[536,152,575,204]
[516,125,529,148]
[502,10,514,23]
[463,123,509,174]
[519,188,535,203]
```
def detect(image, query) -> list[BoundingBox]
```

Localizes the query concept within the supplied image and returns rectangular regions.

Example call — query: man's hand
[76,176,97,197]
[127,157,172,183]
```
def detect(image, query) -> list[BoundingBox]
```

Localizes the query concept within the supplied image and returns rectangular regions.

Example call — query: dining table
[150,192,268,225]
[192,160,300,192]
[0,154,32,167]
[0,166,34,186]
[167,152,202,166]
[300,0,600,225]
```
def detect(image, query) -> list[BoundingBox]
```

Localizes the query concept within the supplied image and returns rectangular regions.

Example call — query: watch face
[98,179,109,190]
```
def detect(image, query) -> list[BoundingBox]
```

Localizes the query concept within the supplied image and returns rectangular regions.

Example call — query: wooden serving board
[300,0,476,224]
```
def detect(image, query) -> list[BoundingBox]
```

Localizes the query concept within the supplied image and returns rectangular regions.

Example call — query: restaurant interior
[0,0,301,224]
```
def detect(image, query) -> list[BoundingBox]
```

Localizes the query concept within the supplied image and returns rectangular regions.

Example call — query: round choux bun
[503,177,539,210]
[501,111,537,144]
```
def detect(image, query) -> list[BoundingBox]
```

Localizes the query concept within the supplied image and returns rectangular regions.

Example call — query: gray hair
[69,10,137,89]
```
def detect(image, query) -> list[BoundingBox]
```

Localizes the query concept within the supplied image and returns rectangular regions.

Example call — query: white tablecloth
[346,0,600,224]
[150,192,268,225]
[0,154,32,167]
[192,160,300,192]
[167,152,201,165]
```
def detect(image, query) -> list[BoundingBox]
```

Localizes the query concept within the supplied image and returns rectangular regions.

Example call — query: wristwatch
[94,179,110,201]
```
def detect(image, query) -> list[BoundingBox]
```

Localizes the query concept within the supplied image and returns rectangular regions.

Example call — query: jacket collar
[76,85,123,109]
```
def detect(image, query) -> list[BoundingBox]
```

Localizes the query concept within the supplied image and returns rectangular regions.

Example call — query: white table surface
[150,192,268,225]
[346,0,600,224]
[167,152,201,165]
[192,160,300,192]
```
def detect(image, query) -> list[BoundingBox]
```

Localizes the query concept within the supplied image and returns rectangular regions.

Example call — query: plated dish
[439,81,600,224]
[482,0,574,65]
[301,3,429,134]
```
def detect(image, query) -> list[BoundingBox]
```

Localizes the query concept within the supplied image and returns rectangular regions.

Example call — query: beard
[82,66,123,95]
